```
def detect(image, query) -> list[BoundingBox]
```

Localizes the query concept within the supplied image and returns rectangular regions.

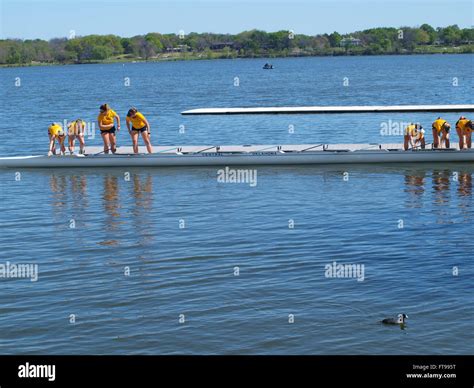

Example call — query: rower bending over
[126,108,153,154]
[432,117,451,148]
[404,123,425,150]
[98,104,120,154]
[67,119,86,155]
[48,123,66,156]
[456,116,472,149]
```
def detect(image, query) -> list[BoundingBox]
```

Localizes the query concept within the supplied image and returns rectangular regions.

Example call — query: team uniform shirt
[48,123,64,137]
[405,124,425,140]
[456,118,472,133]
[68,120,86,136]
[126,112,147,129]
[98,109,118,130]
[432,118,448,133]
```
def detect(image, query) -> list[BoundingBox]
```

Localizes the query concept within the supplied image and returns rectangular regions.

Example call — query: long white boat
[1,144,473,168]
[181,104,474,115]
[3,105,472,168]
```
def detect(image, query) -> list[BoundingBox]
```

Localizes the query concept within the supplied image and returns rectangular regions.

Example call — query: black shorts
[101,126,116,135]
[132,126,148,133]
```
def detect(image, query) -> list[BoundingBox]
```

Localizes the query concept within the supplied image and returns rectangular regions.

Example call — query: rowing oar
[358,143,381,151]
[409,143,431,151]
[157,147,181,153]
[87,146,178,157]
[252,145,282,152]
[301,144,324,152]
[88,148,111,156]
[196,146,220,153]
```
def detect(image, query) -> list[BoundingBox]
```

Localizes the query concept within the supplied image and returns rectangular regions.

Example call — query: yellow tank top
[98,109,117,127]
[68,120,86,135]
[126,112,147,129]
[456,118,470,131]
[432,118,447,133]
[48,123,64,136]
[405,124,424,138]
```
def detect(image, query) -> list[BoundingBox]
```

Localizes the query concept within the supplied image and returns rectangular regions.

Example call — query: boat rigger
[1,144,473,169]
[181,104,474,115]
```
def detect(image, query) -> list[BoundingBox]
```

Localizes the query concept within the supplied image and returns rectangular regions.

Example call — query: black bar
[0,355,471,386]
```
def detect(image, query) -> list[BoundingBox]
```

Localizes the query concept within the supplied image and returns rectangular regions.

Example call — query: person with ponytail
[126,107,153,154]
[97,104,121,154]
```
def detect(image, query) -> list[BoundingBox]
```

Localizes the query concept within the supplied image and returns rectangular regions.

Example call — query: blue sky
[1,0,473,40]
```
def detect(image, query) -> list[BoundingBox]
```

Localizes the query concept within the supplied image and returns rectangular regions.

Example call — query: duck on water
[381,313,408,325]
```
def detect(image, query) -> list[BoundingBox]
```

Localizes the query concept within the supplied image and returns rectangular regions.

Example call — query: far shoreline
[1,49,473,68]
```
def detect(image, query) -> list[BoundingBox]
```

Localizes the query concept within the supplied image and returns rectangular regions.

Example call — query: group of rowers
[47,106,473,156]
[47,104,153,156]
[403,116,473,151]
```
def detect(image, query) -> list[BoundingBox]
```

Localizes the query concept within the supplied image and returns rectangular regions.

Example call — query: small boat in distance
[263,63,274,69]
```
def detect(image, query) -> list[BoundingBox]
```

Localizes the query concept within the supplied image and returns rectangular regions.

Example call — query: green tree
[145,33,164,53]
[328,32,342,47]
[420,24,437,43]
[460,28,474,43]
[439,25,462,44]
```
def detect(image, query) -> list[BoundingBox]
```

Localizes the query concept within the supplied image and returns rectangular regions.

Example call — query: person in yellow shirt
[48,123,66,156]
[97,104,121,154]
[432,117,451,149]
[67,119,86,155]
[404,123,425,150]
[455,116,472,149]
[126,107,153,154]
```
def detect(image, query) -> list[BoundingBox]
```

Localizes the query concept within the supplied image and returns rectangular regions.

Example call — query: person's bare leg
[443,130,450,148]
[110,133,117,153]
[48,135,56,155]
[59,137,66,155]
[141,131,153,153]
[68,136,75,154]
[102,133,110,154]
[78,134,85,154]
[420,137,426,149]
[467,132,472,149]
[456,127,464,149]
[432,129,439,148]
[131,131,139,153]
[440,132,446,148]
[404,135,410,150]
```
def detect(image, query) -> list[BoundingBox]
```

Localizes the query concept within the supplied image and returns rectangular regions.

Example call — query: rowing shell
[181,104,474,115]
[1,144,473,168]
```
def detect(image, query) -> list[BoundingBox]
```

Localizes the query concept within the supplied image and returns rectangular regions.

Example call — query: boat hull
[1,149,474,168]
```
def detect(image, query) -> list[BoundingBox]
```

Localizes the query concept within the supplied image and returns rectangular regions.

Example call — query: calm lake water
[0,55,473,354]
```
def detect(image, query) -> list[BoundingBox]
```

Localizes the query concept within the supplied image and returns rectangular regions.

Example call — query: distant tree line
[1,25,473,65]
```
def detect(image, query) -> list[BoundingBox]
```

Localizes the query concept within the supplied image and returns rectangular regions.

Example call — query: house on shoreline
[340,37,362,47]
